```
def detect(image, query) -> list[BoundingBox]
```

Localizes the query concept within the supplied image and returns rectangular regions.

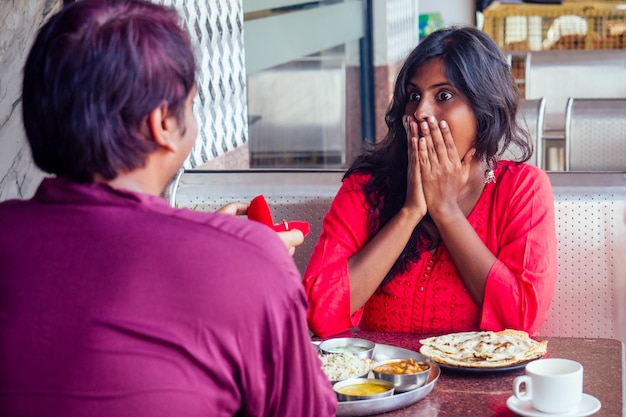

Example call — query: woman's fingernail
[440,120,447,129]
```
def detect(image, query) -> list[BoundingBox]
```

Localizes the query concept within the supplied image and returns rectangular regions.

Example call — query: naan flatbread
[419,329,547,368]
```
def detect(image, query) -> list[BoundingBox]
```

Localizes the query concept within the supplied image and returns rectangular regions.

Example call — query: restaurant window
[243,0,373,169]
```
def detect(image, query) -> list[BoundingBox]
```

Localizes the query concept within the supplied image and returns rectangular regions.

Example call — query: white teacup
[513,358,583,414]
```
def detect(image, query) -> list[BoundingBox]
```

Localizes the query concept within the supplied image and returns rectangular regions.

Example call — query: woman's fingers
[405,116,422,170]
[402,116,425,211]
[406,118,419,184]
[404,119,427,214]
[419,116,461,173]
[439,120,461,167]
[419,118,438,164]
[408,135,420,180]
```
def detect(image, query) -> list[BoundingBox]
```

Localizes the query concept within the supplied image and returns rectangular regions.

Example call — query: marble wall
[0,0,61,202]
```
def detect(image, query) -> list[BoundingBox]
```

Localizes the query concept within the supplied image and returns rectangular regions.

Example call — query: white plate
[436,356,541,373]
[506,393,601,417]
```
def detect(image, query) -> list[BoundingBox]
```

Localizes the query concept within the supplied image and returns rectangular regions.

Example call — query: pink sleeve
[480,166,558,336]
[264,294,338,417]
[303,174,371,337]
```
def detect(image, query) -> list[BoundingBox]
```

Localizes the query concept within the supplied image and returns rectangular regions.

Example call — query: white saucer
[506,393,601,417]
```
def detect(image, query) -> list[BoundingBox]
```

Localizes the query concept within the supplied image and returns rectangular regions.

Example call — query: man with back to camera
[0,0,336,416]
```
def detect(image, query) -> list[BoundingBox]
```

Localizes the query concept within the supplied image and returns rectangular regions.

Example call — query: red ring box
[248,195,310,237]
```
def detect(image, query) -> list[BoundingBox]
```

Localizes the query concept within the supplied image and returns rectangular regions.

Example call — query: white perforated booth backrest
[537,173,626,342]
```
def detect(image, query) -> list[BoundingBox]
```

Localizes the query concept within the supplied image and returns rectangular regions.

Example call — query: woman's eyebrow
[430,82,452,89]
[407,81,452,90]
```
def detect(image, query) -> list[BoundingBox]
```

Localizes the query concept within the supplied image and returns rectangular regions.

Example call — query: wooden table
[337,331,625,417]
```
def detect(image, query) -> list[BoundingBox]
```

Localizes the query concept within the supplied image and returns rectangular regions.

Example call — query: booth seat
[170,170,626,343]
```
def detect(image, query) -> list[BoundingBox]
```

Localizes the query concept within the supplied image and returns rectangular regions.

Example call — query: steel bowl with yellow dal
[333,377,395,401]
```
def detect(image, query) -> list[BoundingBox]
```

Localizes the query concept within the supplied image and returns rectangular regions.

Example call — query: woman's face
[403,58,477,158]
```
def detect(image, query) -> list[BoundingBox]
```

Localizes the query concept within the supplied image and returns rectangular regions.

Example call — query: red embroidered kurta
[303,161,557,338]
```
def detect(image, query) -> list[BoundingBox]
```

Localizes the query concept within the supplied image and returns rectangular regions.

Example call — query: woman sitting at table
[303,26,557,338]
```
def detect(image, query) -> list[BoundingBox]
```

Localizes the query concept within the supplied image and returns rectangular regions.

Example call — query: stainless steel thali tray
[336,343,440,417]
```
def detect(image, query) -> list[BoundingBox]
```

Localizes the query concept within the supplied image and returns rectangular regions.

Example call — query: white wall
[419,0,475,27]
[372,0,420,66]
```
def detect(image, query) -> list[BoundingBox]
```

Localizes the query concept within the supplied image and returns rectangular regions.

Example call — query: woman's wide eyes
[408,91,453,102]
[437,91,453,101]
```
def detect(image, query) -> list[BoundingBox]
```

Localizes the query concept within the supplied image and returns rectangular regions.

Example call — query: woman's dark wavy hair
[22,0,196,182]
[345,26,531,287]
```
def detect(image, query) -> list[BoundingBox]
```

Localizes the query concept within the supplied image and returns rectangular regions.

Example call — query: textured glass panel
[155,0,248,169]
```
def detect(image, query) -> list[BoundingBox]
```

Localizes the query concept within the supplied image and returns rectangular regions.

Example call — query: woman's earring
[484,168,496,184]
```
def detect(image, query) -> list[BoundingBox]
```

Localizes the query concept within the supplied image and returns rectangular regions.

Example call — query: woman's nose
[413,99,432,122]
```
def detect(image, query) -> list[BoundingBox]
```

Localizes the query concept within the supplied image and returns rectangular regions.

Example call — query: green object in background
[419,13,444,39]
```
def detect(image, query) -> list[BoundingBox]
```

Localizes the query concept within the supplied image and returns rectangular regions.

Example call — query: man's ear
[147,102,179,152]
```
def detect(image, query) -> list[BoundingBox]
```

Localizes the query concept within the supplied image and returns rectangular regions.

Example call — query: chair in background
[526,50,626,137]
[564,98,626,171]
[525,50,626,170]
[502,97,545,168]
